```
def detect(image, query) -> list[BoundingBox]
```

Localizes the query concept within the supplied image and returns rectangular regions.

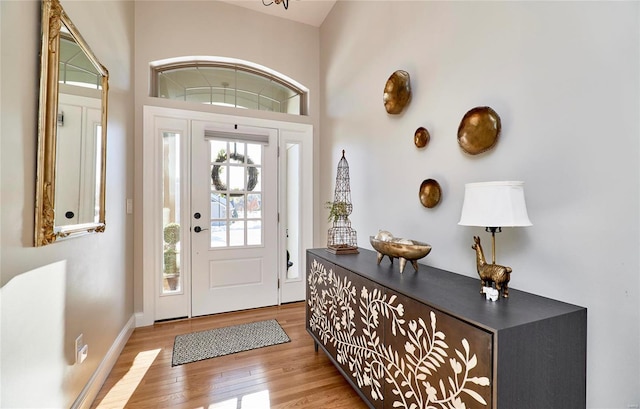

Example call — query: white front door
[141,106,313,326]
[190,120,279,316]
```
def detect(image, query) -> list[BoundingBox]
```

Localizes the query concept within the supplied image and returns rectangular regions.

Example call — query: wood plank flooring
[91,302,368,409]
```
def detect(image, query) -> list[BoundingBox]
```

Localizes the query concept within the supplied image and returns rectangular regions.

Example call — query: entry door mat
[171,319,290,366]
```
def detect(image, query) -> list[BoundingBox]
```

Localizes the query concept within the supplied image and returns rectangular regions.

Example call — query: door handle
[193,226,209,233]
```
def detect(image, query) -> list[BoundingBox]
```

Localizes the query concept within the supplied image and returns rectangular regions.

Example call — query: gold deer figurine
[472,236,512,298]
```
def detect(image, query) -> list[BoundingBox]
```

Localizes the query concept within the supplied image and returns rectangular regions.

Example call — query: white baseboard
[135,310,153,328]
[71,314,136,409]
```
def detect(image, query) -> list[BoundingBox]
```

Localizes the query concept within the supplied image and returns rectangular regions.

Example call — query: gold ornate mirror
[35,0,109,246]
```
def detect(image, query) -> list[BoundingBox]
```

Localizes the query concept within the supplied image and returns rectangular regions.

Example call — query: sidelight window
[162,132,182,293]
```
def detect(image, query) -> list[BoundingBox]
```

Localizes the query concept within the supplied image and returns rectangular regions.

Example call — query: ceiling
[219,0,337,27]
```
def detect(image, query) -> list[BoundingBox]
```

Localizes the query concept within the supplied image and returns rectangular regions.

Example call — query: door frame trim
[138,106,313,327]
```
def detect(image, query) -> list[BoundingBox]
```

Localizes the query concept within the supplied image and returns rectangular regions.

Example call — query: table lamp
[459,181,532,298]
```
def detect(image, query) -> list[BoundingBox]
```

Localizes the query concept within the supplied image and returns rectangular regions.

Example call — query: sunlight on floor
[94,349,161,409]
[206,390,271,409]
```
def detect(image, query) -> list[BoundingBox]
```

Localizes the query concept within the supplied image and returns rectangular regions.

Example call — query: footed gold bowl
[370,236,432,273]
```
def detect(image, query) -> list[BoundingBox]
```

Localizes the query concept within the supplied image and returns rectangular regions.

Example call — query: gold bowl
[370,236,432,273]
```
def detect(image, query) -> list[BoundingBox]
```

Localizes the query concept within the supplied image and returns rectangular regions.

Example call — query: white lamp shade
[459,181,532,227]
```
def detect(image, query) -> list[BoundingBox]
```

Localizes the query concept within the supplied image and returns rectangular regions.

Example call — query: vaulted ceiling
[219,0,337,27]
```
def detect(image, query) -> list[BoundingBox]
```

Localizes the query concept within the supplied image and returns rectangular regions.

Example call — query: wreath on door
[211,150,259,194]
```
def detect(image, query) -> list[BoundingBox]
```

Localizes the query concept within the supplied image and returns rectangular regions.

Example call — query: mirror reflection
[35,0,109,246]
[55,28,104,226]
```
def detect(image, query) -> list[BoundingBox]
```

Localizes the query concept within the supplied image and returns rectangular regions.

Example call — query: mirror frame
[35,0,109,246]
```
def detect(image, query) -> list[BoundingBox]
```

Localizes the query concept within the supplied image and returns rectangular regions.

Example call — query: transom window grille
[152,62,306,115]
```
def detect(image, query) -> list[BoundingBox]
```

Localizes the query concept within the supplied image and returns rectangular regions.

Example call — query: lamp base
[471,236,512,298]
[484,226,502,264]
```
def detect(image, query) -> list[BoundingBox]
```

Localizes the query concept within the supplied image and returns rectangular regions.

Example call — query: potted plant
[163,222,180,291]
[325,201,349,223]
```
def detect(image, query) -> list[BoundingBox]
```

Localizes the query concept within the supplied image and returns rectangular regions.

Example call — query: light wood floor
[91,302,368,409]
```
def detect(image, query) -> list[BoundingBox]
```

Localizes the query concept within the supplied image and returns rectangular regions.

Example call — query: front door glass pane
[209,140,263,248]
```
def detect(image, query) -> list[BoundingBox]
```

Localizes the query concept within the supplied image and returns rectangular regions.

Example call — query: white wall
[133,1,320,314]
[320,2,639,408]
[0,0,134,407]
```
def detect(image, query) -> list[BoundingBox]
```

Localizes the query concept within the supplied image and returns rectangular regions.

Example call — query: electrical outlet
[75,334,86,365]
[78,345,88,364]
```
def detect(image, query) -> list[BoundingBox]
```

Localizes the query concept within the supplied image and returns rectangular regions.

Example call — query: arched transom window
[59,32,102,90]
[151,59,307,115]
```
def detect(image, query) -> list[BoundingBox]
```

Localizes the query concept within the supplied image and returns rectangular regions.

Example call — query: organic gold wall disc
[419,179,441,208]
[457,106,501,155]
[383,70,411,114]
[414,127,430,148]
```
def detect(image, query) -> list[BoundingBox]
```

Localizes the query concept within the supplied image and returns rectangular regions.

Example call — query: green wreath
[211,150,259,194]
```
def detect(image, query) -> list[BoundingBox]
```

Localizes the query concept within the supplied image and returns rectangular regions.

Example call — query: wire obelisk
[327,150,358,254]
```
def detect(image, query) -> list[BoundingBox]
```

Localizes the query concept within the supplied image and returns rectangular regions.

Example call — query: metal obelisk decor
[326,150,358,254]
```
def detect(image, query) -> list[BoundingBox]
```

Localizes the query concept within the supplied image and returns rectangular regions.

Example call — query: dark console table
[306,248,586,409]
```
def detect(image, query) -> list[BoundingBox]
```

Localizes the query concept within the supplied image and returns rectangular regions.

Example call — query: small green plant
[164,222,180,246]
[325,201,349,223]
[163,223,180,276]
